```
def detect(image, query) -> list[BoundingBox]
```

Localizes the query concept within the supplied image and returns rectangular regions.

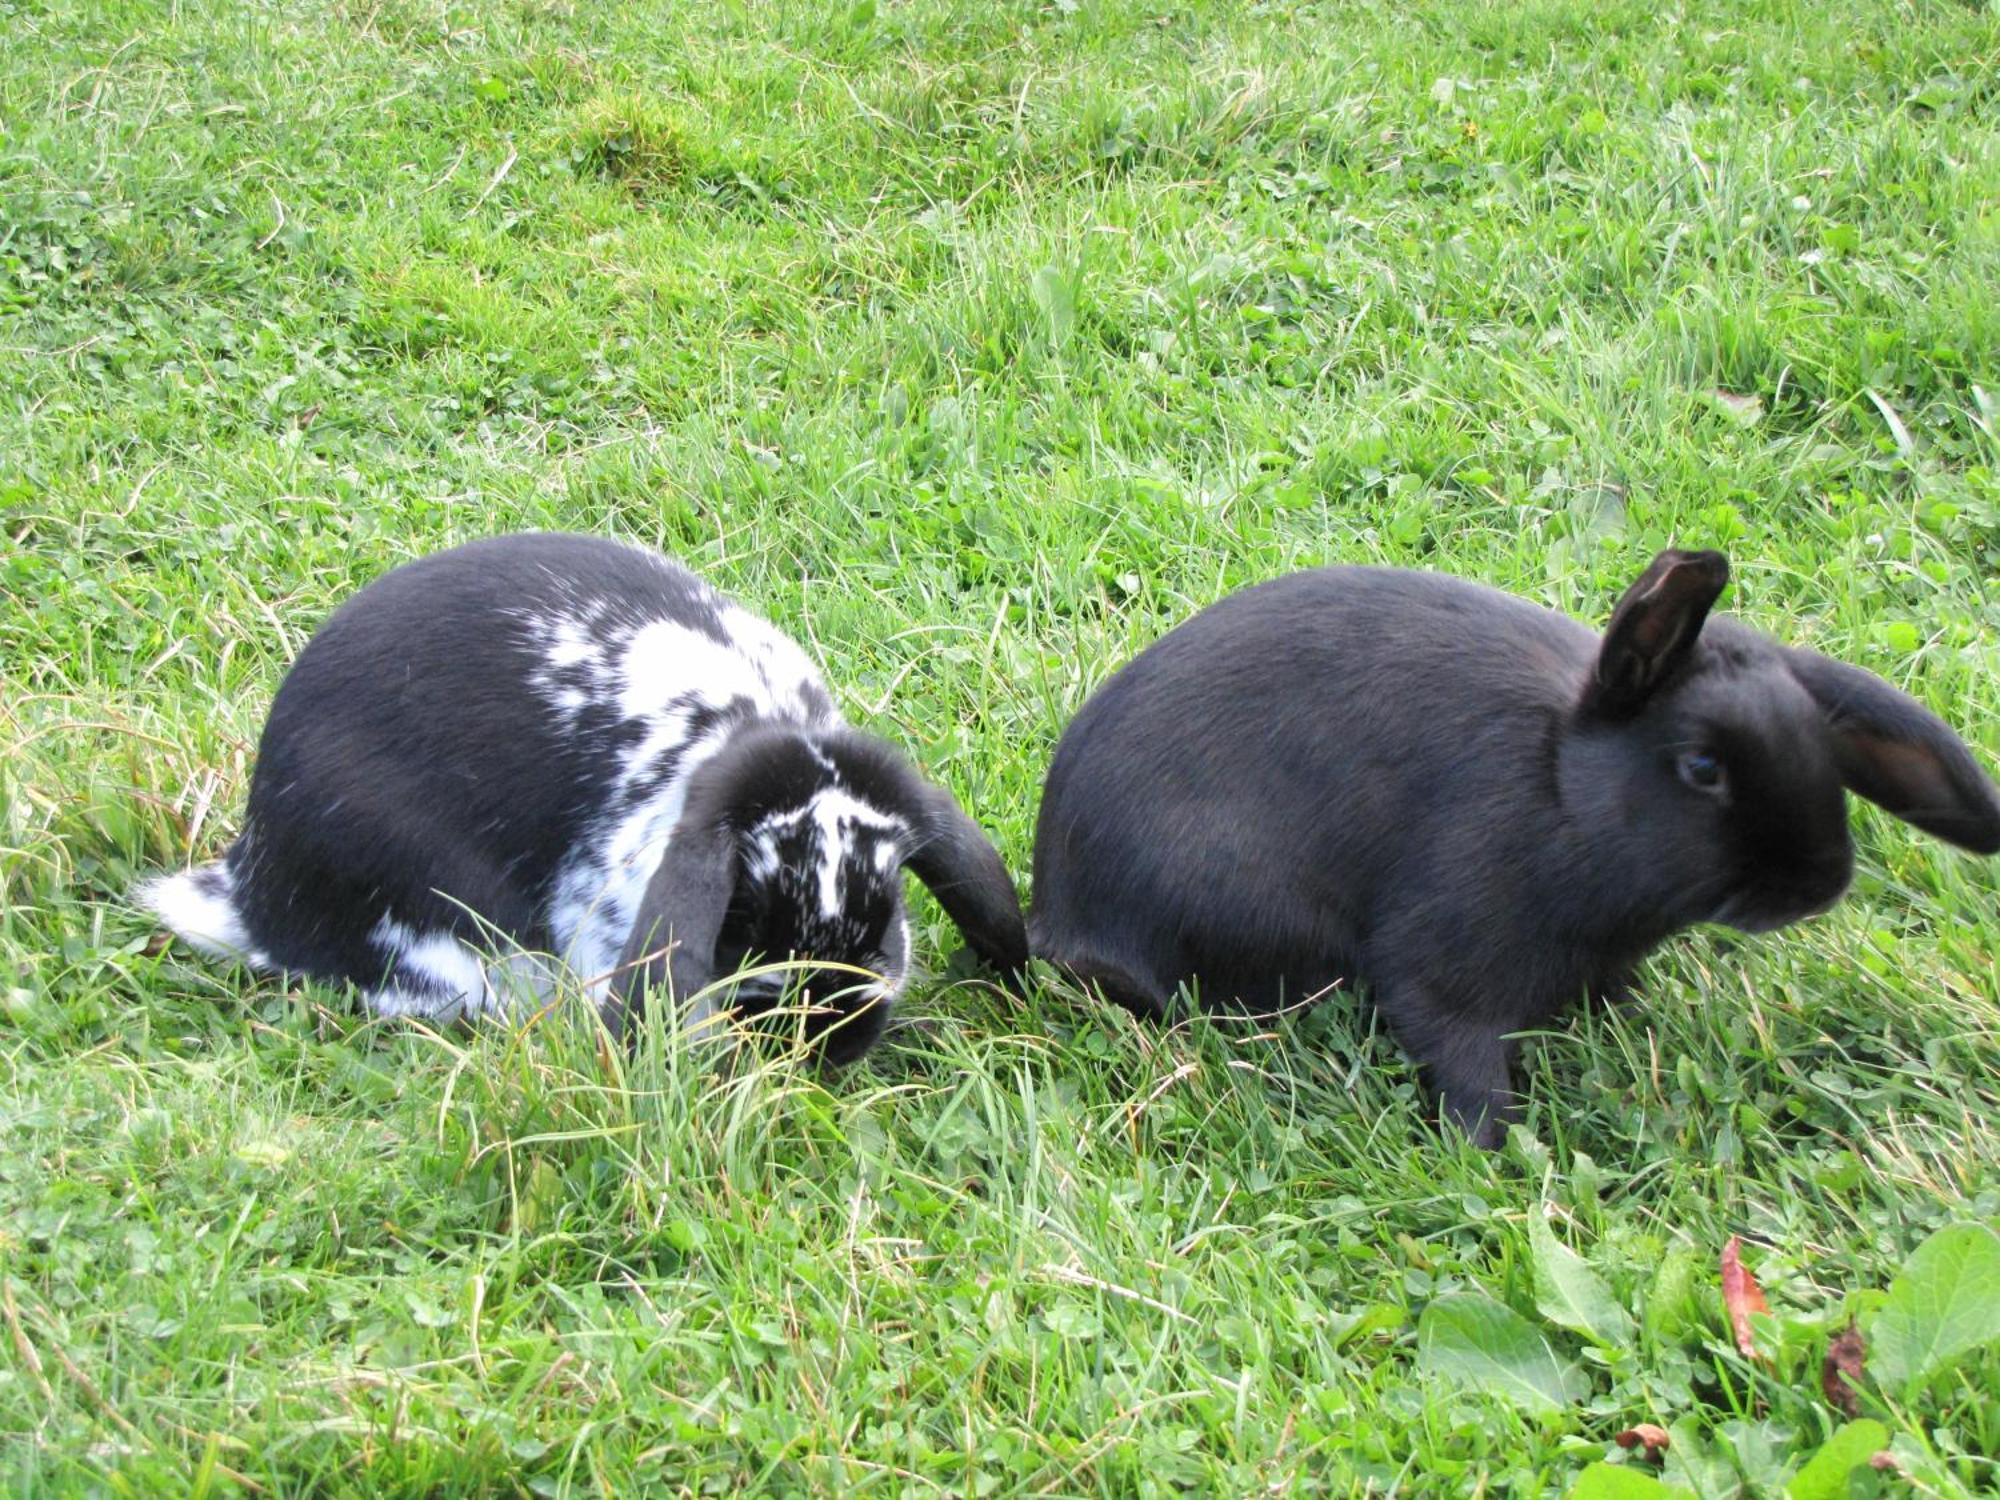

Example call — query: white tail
[136,864,254,960]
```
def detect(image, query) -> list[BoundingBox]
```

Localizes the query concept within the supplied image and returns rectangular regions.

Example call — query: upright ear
[1779,645,2000,854]
[607,817,738,1045]
[902,783,1031,981]
[1583,549,1732,719]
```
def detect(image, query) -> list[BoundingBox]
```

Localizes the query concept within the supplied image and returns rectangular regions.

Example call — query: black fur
[1030,550,2000,1145]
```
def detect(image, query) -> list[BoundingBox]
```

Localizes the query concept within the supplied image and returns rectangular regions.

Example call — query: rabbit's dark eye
[1677,750,1726,795]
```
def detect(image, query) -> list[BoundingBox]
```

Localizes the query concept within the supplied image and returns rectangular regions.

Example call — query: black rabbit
[140,533,1028,1060]
[1030,550,2000,1144]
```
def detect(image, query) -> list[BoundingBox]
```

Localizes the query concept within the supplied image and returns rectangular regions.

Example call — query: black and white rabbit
[140,532,1028,1060]
[1030,549,2000,1144]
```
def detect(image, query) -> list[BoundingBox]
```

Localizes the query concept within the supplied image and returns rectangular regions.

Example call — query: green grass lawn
[6,0,2000,1492]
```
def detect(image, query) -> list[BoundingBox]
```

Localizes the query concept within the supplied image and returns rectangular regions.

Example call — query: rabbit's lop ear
[1780,647,2000,854]
[1584,549,1732,718]
[608,817,737,1043]
[901,782,1031,979]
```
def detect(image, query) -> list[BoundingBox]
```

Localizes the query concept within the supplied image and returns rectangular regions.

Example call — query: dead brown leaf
[1721,1236,1770,1361]
[1822,1322,1867,1417]
[1613,1423,1671,1462]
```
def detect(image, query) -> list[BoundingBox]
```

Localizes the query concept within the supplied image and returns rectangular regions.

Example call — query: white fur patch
[366,945,557,1022]
[369,912,506,1019]
[367,985,456,1020]
[545,625,596,669]
[525,591,840,997]
[137,865,270,967]
[618,619,754,719]
[716,604,827,719]
[749,789,909,918]
[547,726,736,992]
[743,829,782,882]
[815,790,905,918]
[877,915,912,1000]
[137,868,246,955]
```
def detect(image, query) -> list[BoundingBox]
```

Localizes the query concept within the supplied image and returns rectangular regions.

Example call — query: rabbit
[1030,549,2000,1146]
[139,532,1029,1061]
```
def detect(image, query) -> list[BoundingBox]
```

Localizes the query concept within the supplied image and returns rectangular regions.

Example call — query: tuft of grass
[561,90,698,194]
[4,0,2000,1493]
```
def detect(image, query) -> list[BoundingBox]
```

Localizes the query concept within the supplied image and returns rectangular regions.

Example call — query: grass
[5,0,2000,1492]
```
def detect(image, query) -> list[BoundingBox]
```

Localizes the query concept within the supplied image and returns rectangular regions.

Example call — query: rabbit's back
[1031,566,1596,1008]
